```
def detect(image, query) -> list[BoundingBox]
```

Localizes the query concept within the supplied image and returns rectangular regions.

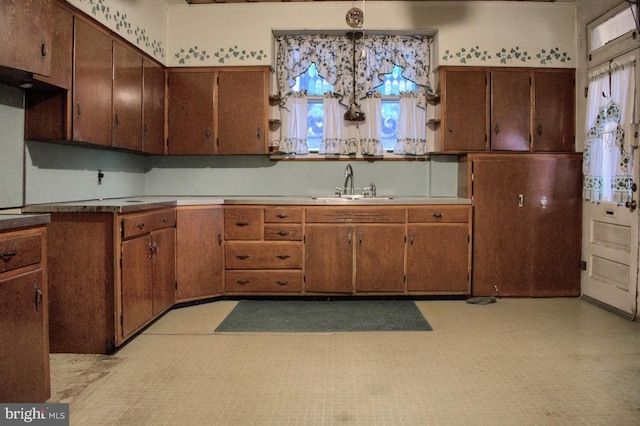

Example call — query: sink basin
[311,195,395,203]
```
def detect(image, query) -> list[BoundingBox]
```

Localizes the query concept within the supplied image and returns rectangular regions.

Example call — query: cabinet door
[0,270,49,403]
[121,236,153,338]
[0,0,52,76]
[490,70,530,151]
[471,156,534,296]
[532,70,575,152]
[530,156,582,296]
[441,68,487,152]
[73,18,113,146]
[355,225,405,293]
[167,70,215,154]
[33,1,72,89]
[407,224,469,293]
[305,224,354,293]
[176,207,224,300]
[143,58,166,154]
[217,68,268,154]
[113,41,143,151]
[152,227,176,316]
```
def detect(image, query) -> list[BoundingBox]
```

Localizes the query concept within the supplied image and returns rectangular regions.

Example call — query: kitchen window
[275,34,431,157]
[292,63,418,152]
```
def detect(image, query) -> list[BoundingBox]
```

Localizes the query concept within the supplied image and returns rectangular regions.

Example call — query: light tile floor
[50,298,640,425]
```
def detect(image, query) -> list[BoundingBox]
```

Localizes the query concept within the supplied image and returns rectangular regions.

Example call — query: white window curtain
[319,93,358,155]
[583,55,636,203]
[279,91,309,155]
[276,34,431,156]
[360,92,384,156]
[394,92,427,156]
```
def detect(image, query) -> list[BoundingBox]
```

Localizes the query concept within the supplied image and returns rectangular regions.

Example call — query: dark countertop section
[0,214,51,232]
[21,195,471,214]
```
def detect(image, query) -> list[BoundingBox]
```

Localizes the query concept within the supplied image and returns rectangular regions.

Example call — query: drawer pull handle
[276,280,289,286]
[235,254,250,260]
[235,222,250,227]
[276,254,291,260]
[409,232,415,247]
[136,222,145,229]
[0,250,18,260]
[277,231,290,236]
[236,279,250,285]
[276,214,289,219]
[431,213,445,219]
[218,233,223,246]
[161,217,169,223]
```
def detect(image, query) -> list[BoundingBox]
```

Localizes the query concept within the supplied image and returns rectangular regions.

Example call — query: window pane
[590,7,636,52]
[294,63,334,96]
[378,65,417,95]
[381,100,399,151]
[307,101,323,151]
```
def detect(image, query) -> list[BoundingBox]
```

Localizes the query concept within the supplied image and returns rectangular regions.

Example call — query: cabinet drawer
[153,209,176,229]
[264,207,303,223]
[224,208,263,240]
[305,207,405,223]
[225,242,302,269]
[122,213,154,238]
[264,224,303,241]
[407,206,470,223]
[225,270,303,293]
[0,235,42,273]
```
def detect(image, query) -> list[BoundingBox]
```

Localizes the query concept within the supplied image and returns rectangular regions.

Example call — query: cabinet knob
[235,221,250,227]
[431,213,445,219]
[205,128,211,138]
[276,280,289,286]
[256,127,261,140]
[235,254,250,260]
[276,254,291,260]
[236,279,250,285]
[448,124,453,133]
[494,123,500,135]
[537,124,543,136]
[276,213,289,219]
[277,231,290,236]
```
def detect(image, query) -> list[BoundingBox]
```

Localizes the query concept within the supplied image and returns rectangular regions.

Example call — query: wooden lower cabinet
[224,206,304,295]
[304,224,354,294]
[469,154,582,297]
[0,225,50,403]
[304,207,407,294]
[40,208,175,354]
[176,207,224,301]
[354,225,405,293]
[407,206,472,294]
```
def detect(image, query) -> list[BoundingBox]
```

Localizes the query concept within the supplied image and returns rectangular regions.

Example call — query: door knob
[625,200,637,212]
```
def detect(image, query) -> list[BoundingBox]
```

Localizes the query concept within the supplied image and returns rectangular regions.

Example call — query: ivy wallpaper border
[442,46,571,65]
[75,0,166,59]
[174,46,267,64]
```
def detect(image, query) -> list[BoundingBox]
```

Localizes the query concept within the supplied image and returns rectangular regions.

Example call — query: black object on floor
[215,300,433,332]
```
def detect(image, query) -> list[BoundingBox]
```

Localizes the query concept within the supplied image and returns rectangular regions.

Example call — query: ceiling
[168,0,573,5]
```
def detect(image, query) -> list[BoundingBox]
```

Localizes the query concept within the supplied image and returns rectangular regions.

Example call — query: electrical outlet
[98,170,104,185]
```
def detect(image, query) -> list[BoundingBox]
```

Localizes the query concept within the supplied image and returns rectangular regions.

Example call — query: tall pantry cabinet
[465,154,582,297]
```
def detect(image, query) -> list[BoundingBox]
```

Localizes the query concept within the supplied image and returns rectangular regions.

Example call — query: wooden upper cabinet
[490,70,530,151]
[113,41,143,151]
[438,67,488,152]
[143,58,166,154]
[0,0,52,76]
[434,66,575,153]
[167,69,216,155]
[73,18,113,147]
[532,69,575,152]
[33,1,72,89]
[217,67,269,154]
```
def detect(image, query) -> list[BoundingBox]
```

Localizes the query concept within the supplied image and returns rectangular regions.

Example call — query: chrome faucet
[343,164,354,196]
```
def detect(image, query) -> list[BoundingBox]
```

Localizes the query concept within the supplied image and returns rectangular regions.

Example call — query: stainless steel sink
[311,195,395,203]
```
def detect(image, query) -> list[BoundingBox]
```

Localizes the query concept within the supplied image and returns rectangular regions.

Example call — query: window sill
[269,152,429,161]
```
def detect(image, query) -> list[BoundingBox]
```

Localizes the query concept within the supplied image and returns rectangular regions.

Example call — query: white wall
[167,1,575,70]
